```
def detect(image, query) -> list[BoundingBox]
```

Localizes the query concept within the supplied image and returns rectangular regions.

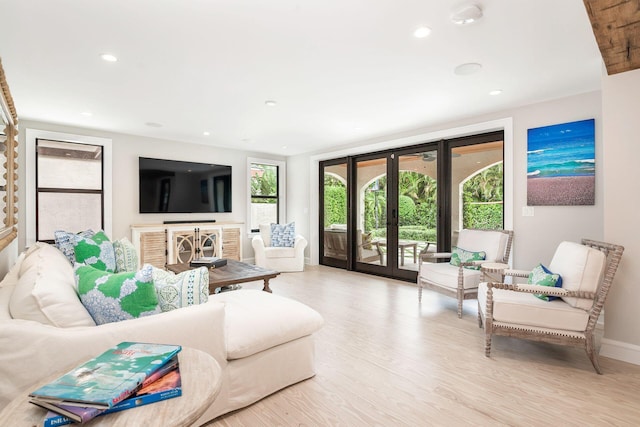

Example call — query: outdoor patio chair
[417,229,514,318]
[477,239,624,374]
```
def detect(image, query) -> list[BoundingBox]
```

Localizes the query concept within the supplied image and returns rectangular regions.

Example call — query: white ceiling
[0,0,602,156]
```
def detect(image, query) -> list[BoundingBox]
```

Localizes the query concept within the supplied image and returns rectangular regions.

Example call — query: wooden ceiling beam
[584,0,640,75]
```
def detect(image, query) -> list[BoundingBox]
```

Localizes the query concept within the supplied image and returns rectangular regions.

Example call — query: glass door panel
[321,161,348,267]
[450,140,504,246]
[397,151,438,272]
[355,156,387,268]
[319,131,504,283]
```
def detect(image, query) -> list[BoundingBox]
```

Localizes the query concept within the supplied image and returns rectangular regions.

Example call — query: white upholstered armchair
[418,229,514,318]
[252,224,307,272]
[478,239,624,374]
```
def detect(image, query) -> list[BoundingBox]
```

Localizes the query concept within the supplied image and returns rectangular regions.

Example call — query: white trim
[25,129,113,246]
[600,338,640,366]
[308,117,514,265]
[246,157,286,237]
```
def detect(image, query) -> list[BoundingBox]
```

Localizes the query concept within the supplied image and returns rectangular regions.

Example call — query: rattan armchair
[417,229,514,318]
[478,239,624,374]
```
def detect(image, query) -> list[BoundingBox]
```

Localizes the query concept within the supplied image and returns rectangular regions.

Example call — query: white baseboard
[600,338,640,366]
[242,257,310,266]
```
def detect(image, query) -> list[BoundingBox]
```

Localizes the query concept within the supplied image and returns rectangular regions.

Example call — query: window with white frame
[26,129,112,246]
[35,139,104,242]
[248,158,286,233]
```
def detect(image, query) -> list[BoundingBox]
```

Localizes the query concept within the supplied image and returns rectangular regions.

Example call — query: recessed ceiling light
[145,122,162,128]
[414,26,432,38]
[80,111,92,117]
[451,5,483,25]
[265,100,277,107]
[489,89,503,96]
[100,53,118,62]
[454,62,482,75]
[281,145,288,149]
[203,131,210,136]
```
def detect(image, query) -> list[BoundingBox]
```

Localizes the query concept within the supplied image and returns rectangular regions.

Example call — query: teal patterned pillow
[73,230,116,272]
[54,229,95,264]
[76,264,160,325]
[270,222,295,247]
[113,237,139,273]
[449,246,486,270]
[152,267,209,312]
[529,263,562,301]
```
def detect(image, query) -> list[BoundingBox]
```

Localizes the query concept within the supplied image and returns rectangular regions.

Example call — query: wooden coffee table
[167,259,280,293]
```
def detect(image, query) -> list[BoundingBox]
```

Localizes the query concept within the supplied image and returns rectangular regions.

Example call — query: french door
[320,131,503,282]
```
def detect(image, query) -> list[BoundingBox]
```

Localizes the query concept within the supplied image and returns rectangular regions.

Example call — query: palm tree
[464,163,503,202]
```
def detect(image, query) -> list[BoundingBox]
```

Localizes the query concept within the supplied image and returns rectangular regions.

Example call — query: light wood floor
[208,265,640,426]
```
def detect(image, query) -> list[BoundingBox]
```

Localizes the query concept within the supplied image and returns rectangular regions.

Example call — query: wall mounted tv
[139,157,232,213]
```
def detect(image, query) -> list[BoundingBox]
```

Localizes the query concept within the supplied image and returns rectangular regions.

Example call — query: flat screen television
[139,157,232,213]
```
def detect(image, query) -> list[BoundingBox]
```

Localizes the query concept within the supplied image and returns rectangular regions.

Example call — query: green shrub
[463,202,503,230]
[369,226,436,242]
[414,202,436,228]
[398,195,416,226]
[324,185,347,227]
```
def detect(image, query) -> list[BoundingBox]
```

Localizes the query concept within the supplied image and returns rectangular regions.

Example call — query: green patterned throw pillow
[152,267,209,312]
[73,230,116,272]
[449,246,486,270]
[76,264,160,325]
[529,263,562,301]
[113,237,139,273]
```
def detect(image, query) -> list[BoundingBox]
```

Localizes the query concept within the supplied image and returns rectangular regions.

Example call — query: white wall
[0,239,18,278]
[290,91,603,270]
[17,120,285,258]
[600,67,640,363]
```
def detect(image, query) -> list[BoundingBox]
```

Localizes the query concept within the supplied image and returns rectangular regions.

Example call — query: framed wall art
[527,118,595,206]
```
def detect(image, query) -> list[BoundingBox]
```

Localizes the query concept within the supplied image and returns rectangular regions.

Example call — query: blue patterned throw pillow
[152,266,209,312]
[270,222,296,247]
[76,264,160,325]
[54,229,95,264]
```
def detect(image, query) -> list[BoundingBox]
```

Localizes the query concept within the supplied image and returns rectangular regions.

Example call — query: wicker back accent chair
[418,229,514,318]
[478,239,624,374]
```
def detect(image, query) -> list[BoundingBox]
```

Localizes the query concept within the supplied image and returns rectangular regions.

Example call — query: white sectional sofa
[0,243,324,425]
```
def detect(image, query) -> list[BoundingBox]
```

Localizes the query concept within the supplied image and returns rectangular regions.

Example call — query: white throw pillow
[259,224,272,247]
[9,243,96,327]
[456,229,506,263]
[549,241,605,310]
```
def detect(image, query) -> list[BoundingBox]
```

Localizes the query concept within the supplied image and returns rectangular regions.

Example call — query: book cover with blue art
[29,342,181,409]
[41,364,182,426]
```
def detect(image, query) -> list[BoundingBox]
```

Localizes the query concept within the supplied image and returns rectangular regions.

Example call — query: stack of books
[190,256,227,269]
[29,342,183,426]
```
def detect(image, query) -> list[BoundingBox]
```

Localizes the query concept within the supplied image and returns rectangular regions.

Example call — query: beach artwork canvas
[527,119,595,206]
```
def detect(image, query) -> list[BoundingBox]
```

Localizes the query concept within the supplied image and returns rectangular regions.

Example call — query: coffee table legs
[263,278,273,293]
